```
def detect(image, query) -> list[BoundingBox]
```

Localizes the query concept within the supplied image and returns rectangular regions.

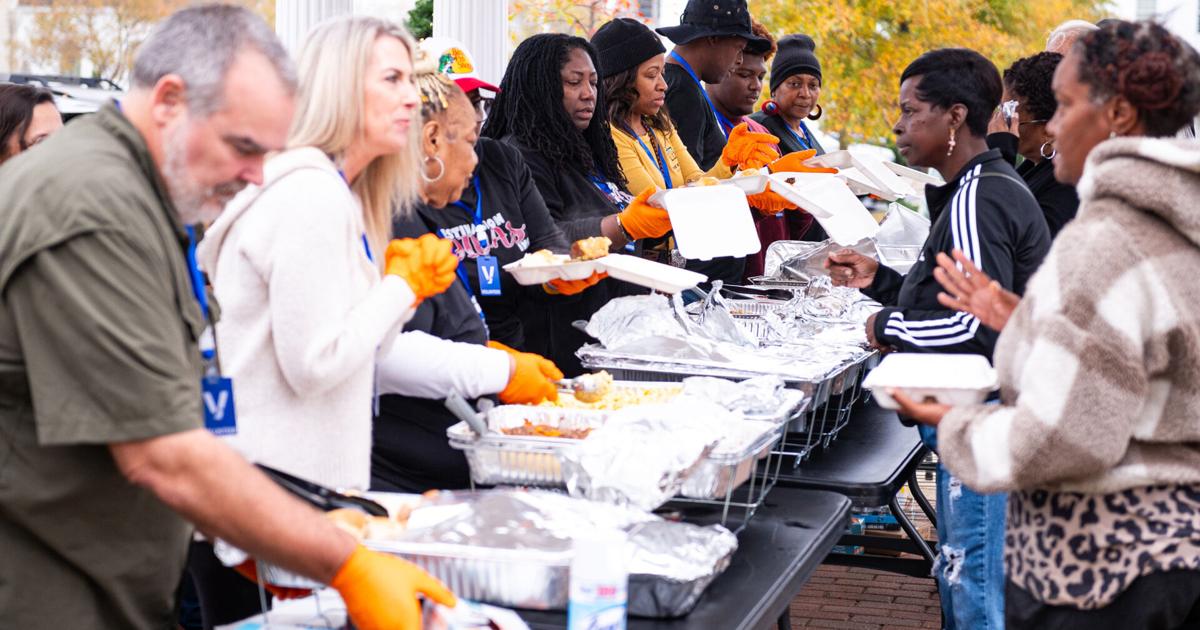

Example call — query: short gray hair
[1046,19,1100,54]
[131,4,296,115]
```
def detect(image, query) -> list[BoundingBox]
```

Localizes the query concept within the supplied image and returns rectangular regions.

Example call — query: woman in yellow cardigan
[592,18,778,193]
[591,18,779,283]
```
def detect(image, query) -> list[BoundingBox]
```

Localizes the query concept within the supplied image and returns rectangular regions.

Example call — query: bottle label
[567,599,626,630]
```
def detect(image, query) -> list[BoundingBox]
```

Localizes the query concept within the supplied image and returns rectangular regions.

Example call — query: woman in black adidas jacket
[825,49,1050,630]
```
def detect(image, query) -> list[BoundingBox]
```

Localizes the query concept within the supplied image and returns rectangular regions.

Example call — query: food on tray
[734,167,766,178]
[327,507,369,538]
[325,506,410,542]
[570,236,612,261]
[692,176,721,187]
[570,370,613,403]
[501,420,593,439]
[542,383,682,410]
[519,249,568,266]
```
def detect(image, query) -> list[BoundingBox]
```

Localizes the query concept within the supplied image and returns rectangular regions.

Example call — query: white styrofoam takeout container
[504,254,706,294]
[659,184,761,261]
[503,256,601,285]
[767,172,880,246]
[861,353,999,410]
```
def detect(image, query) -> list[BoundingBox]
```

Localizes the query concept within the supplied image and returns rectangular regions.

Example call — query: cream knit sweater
[196,147,416,490]
[937,137,1200,608]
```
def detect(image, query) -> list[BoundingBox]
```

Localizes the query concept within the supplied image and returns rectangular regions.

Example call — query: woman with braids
[483,32,671,373]
[892,20,1200,628]
[988,52,1080,238]
[371,47,570,492]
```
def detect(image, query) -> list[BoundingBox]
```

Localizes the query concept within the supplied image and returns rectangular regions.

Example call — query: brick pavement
[789,458,942,629]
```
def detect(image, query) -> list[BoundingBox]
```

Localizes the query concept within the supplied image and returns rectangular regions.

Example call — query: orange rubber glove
[331,545,456,630]
[546,271,608,295]
[746,185,797,215]
[616,187,671,240]
[721,123,781,170]
[385,233,459,302]
[768,149,839,174]
[489,340,563,404]
[233,559,313,601]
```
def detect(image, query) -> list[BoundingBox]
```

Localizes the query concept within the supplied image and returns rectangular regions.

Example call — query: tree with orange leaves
[754,0,1106,148]
[509,0,645,45]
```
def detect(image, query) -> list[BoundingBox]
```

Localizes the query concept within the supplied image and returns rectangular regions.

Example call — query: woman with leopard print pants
[894,21,1200,629]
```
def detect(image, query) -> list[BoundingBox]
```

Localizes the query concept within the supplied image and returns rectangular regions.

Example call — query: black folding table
[776,400,938,577]
[518,488,851,630]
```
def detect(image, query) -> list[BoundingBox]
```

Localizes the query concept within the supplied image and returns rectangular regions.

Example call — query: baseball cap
[417,37,501,93]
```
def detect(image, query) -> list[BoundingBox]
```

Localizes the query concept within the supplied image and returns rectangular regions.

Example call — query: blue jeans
[920,424,1007,630]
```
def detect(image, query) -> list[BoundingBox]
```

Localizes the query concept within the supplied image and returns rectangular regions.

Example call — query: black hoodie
[867,149,1051,357]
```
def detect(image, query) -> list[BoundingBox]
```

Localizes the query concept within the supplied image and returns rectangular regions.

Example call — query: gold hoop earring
[946,127,957,157]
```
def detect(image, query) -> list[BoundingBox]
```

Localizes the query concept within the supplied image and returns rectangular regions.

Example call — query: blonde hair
[289,16,421,258]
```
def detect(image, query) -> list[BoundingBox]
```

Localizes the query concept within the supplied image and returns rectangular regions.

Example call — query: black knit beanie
[591,18,666,79]
[770,34,822,93]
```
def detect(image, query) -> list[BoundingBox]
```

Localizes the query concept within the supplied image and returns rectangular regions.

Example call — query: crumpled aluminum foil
[584,294,685,350]
[690,281,761,348]
[560,399,773,510]
[763,238,878,281]
[681,375,786,416]
[401,490,654,551]
[800,275,881,324]
[386,489,739,617]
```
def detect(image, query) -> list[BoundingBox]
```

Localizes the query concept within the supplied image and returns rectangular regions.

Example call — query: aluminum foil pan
[561,400,778,509]
[679,421,780,499]
[366,490,738,617]
[446,406,606,487]
[627,520,738,617]
[763,238,877,281]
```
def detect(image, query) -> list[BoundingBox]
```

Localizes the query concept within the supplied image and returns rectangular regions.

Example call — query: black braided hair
[482,33,626,188]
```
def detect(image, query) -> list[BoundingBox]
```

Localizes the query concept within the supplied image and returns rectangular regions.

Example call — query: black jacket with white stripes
[865,149,1051,357]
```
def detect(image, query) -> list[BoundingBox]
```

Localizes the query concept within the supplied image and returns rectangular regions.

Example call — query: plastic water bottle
[567,529,628,630]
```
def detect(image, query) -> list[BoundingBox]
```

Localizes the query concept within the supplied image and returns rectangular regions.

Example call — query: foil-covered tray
[685,297,792,319]
[576,343,864,404]
[678,424,779,499]
[365,490,738,617]
[449,398,782,505]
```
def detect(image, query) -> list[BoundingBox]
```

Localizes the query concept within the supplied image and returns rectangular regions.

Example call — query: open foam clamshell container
[805,149,921,200]
[655,184,762,261]
[504,252,706,294]
[767,172,880,245]
[861,353,999,410]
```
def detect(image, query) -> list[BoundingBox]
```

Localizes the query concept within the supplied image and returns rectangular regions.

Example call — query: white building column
[432,0,508,87]
[275,0,354,55]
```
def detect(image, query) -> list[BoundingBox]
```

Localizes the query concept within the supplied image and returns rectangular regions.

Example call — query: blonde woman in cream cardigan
[197,16,457,492]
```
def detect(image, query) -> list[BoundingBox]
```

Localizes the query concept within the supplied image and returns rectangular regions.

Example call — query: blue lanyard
[620,121,673,189]
[336,169,376,262]
[450,176,485,244]
[783,121,815,152]
[669,51,729,138]
[440,176,489,327]
[184,225,215,362]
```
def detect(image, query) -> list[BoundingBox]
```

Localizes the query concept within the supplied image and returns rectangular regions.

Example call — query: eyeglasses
[1019,119,1048,126]
[470,95,494,118]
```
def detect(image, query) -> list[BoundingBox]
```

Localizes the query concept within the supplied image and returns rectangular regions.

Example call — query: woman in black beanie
[751,34,827,156]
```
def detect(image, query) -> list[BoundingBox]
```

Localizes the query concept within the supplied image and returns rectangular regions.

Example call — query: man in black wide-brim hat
[657,0,769,171]
[657,0,771,287]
